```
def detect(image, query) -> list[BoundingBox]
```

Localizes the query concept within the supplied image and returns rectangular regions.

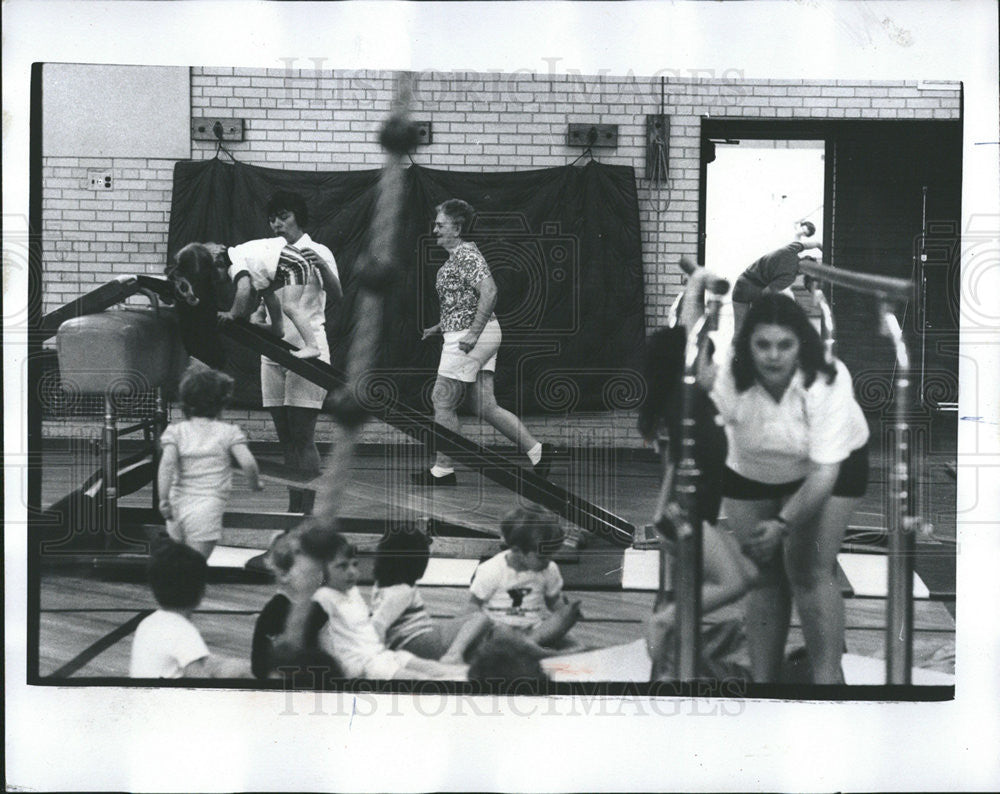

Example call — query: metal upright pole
[806,276,836,362]
[672,293,721,680]
[918,186,928,407]
[101,393,119,551]
[797,259,918,683]
[672,322,704,680]
[151,386,167,511]
[882,306,915,684]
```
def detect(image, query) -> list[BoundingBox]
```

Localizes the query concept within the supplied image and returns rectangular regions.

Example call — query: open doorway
[703,139,826,347]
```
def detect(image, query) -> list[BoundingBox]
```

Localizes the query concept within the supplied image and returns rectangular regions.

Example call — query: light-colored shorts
[438,318,501,383]
[363,648,416,679]
[165,494,226,543]
[261,353,330,409]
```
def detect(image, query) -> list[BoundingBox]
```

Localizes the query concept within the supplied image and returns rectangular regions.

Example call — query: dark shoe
[532,443,556,479]
[411,469,457,487]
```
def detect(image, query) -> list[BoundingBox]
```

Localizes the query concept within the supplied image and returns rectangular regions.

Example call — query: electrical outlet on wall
[86,170,114,190]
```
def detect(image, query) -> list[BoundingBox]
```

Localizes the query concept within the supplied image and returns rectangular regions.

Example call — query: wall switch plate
[86,169,114,190]
[191,118,245,142]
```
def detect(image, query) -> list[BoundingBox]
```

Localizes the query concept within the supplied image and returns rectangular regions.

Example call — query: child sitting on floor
[469,505,583,649]
[371,523,459,660]
[157,365,263,559]
[251,529,342,683]
[370,525,440,655]
[130,539,250,678]
[371,523,510,664]
[303,524,470,680]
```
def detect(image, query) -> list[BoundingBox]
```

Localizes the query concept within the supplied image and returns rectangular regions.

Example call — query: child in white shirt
[302,525,469,680]
[470,505,582,648]
[171,236,329,360]
[167,191,339,364]
[130,539,250,678]
[251,529,342,684]
[213,238,323,359]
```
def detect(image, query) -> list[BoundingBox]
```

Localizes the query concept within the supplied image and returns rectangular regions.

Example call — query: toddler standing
[157,365,262,559]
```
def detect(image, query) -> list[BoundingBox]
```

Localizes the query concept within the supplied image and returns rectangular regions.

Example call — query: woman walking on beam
[413,199,554,486]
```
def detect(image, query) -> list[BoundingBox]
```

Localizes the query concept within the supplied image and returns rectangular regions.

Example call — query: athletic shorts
[722,442,869,500]
[165,494,226,543]
[437,318,501,383]
[363,648,415,680]
[261,352,330,409]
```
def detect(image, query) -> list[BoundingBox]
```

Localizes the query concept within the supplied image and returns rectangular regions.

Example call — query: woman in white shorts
[413,199,553,486]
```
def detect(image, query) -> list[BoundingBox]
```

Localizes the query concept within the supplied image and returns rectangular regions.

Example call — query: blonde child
[304,525,470,680]
[157,365,262,559]
[130,539,250,678]
[469,505,582,648]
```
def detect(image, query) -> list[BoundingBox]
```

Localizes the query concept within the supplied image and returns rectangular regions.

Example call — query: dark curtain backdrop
[829,122,962,412]
[167,157,646,414]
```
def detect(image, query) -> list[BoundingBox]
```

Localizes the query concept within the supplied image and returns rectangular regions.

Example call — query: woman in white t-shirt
[706,293,869,684]
[255,192,341,515]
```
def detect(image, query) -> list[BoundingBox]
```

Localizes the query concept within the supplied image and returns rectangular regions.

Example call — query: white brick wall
[42,158,175,308]
[41,71,961,444]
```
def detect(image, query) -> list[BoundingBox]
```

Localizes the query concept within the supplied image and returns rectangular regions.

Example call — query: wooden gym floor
[33,430,957,684]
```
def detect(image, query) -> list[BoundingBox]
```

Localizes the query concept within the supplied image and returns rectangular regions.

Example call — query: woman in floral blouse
[413,199,554,486]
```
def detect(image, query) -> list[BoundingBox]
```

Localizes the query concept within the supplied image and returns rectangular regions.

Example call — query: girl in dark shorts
[709,293,870,683]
